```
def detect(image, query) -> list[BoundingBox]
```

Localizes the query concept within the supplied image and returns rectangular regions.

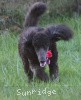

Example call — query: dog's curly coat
[18,2,73,82]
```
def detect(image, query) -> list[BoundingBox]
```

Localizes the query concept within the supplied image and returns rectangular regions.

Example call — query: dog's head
[32,32,50,67]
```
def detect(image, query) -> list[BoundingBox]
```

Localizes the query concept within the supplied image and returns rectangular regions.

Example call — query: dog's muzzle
[40,58,50,67]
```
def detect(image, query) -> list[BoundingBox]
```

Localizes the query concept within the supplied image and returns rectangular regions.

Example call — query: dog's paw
[50,74,60,82]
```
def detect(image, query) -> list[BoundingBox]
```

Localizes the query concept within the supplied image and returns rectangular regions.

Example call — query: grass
[0,16,81,100]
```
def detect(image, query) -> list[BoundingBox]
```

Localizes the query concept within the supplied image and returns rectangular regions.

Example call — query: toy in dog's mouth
[40,50,52,67]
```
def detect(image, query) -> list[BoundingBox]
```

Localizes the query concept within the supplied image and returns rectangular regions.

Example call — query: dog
[18,2,73,82]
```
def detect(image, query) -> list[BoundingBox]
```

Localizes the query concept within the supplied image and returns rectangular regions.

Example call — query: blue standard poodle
[18,2,73,82]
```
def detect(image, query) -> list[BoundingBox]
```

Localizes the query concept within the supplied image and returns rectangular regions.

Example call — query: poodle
[18,2,73,82]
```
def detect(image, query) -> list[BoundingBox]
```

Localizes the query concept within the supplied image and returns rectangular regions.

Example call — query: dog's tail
[46,24,73,41]
[24,2,47,28]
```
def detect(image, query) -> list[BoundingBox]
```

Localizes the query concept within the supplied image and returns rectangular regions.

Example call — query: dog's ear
[45,24,73,42]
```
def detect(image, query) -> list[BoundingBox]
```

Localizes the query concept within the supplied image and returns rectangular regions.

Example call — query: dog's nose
[40,61,45,63]
[40,61,46,67]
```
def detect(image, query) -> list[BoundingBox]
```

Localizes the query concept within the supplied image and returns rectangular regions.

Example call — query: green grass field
[0,16,81,100]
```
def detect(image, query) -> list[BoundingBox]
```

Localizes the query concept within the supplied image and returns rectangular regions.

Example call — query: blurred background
[0,0,81,32]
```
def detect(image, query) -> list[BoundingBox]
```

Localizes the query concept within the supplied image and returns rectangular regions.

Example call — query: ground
[0,16,81,100]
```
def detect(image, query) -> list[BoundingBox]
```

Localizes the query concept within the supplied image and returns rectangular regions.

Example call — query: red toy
[46,50,52,65]
[46,50,52,58]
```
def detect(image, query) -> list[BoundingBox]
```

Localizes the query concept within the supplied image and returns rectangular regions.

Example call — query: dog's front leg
[36,67,49,82]
[49,49,59,82]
